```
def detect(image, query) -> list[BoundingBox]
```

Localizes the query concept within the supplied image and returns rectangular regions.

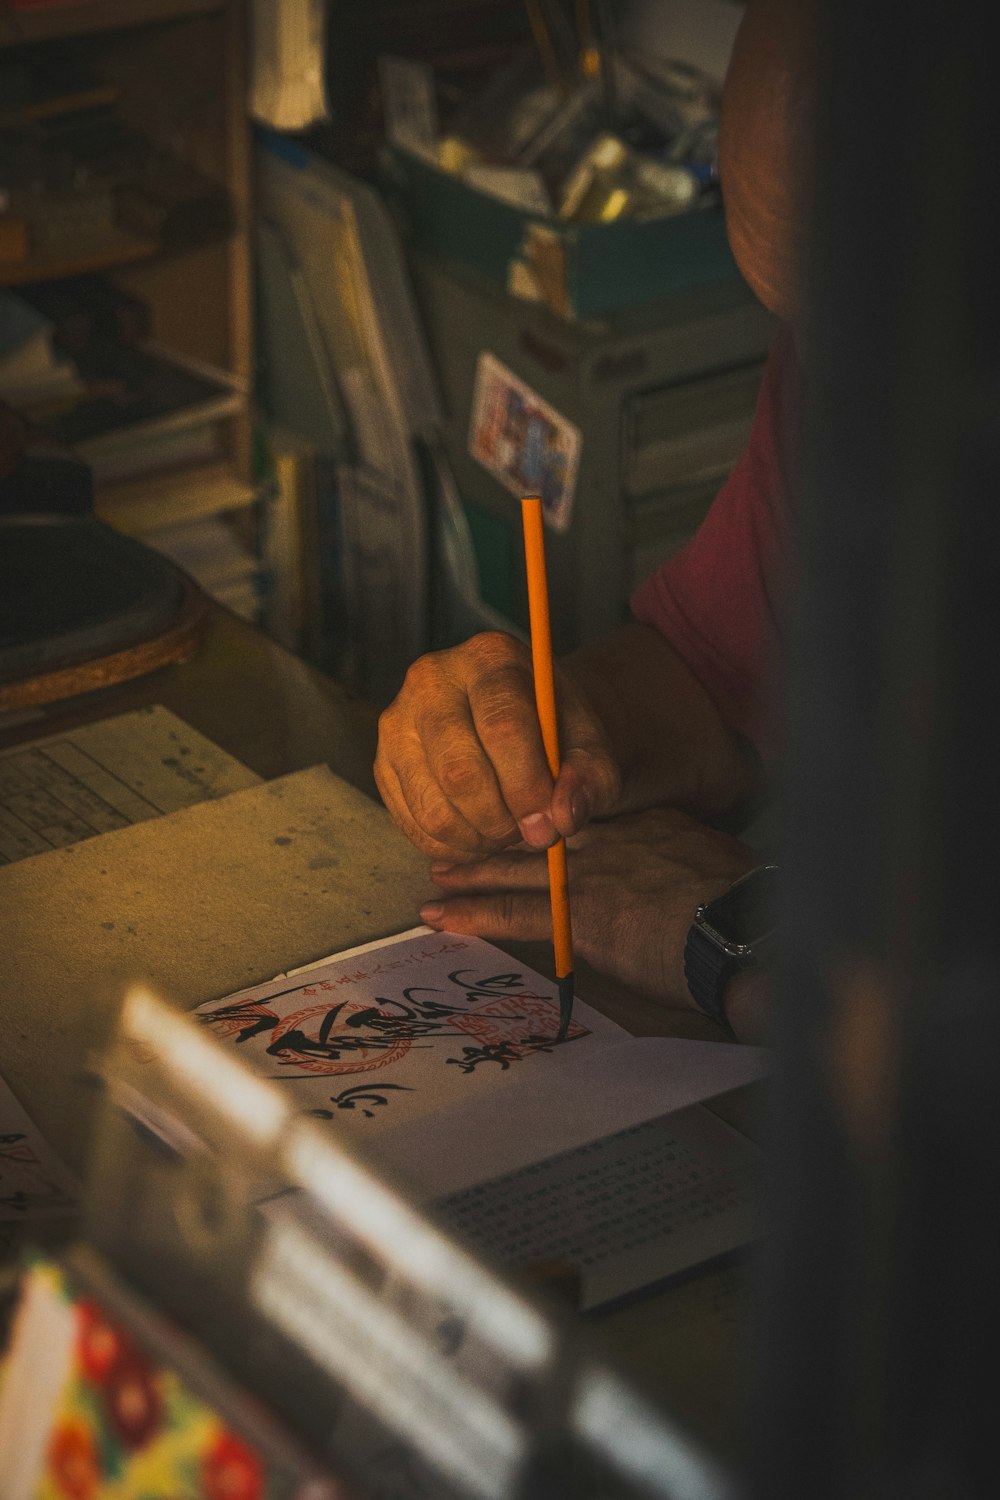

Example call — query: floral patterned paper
[26,1269,275,1499]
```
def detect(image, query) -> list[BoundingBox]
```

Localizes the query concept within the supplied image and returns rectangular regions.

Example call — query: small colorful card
[0,1259,339,1499]
[468,352,581,531]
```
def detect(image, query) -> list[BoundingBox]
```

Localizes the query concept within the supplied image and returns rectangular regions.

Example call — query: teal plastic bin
[381,144,740,322]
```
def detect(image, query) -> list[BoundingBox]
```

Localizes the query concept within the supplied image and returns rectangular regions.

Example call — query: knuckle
[595,754,622,808]
[473,695,524,740]
[410,784,464,849]
[372,754,389,797]
[402,652,441,696]
[467,630,524,671]
[436,754,483,802]
[473,673,540,750]
[417,800,456,845]
[375,707,398,753]
[572,748,620,811]
[475,813,519,848]
[372,753,401,806]
[484,804,519,836]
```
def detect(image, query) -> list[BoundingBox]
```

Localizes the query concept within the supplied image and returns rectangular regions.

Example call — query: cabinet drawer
[626,476,725,593]
[622,361,764,498]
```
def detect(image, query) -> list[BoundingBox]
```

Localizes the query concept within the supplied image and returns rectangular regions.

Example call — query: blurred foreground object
[250,0,330,131]
[754,0,1000,1494]
[0,983,740,1499]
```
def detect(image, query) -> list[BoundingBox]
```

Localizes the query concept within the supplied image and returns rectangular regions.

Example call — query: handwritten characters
[1,1129,77,1219]
[196,934,593,1128]
[202,967,582,1074]
[305,1084,414,1121]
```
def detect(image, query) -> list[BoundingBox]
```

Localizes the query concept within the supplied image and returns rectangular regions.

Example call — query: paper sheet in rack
[0,705,259,864]
[0,1074,77,1224]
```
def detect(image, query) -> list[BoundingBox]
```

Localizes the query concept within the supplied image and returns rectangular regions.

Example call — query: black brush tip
[556,972,575,1042]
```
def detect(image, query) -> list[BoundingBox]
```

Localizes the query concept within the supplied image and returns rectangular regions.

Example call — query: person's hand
[418,806,758,1017]
[375,632,621,860]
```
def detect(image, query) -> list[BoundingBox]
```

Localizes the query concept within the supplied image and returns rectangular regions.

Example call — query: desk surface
[0,604,758,1467]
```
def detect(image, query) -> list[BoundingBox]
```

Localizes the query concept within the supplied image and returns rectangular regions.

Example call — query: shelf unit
[1,0,259,609]
[0,0,224,50]
[0,223,158,287]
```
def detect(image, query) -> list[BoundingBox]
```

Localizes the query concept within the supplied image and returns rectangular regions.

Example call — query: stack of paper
[146,516,263,621]
[0,291,83,409]
[195,927,768,1311]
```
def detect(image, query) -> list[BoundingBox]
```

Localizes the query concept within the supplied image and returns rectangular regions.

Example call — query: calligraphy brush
[521,496,574,1042]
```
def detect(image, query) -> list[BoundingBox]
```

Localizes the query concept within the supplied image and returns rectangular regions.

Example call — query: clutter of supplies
[382,44,722,225]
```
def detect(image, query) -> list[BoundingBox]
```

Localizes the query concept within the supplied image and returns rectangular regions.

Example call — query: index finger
[466,653,561,847]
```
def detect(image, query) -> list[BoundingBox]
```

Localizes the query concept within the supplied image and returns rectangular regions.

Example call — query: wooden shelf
[0,224,158,287]
[4,0,258,563]
[0,0,224,48]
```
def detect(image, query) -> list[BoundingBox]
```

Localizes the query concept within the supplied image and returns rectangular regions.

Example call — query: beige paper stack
[0,765,432,1174]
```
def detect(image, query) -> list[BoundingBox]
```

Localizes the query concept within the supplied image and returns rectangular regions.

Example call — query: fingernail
[570,790,591,828]
[520,812,557,848]
[430,862,453,878]
[420,903,445,924]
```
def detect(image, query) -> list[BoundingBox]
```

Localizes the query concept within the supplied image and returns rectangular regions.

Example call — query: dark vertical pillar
[753,1,1000,1495]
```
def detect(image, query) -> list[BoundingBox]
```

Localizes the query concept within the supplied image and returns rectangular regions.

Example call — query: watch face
[698,866,779,956]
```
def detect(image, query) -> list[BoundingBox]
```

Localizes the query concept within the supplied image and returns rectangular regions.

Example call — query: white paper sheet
[376,1034,768,1199]
[434,1105,759,1310]
[374,1031,768,1310]
[195,930,628,1136]
[201,928,769,1306]
[0,1076,78,1223]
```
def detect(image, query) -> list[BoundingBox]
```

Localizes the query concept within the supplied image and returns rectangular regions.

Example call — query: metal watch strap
[683,925,740,1032]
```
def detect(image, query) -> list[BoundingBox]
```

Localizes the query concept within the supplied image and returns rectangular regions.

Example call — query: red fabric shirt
[630,325,801,761]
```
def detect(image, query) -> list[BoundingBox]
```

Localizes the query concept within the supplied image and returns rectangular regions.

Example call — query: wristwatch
[683,864,780,1030]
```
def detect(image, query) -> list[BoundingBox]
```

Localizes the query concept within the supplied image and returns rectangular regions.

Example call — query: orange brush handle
[546,840,573,979]
[522,497,574,980]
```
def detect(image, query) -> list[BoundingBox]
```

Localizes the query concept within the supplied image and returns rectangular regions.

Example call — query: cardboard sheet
[0,765,432,1173]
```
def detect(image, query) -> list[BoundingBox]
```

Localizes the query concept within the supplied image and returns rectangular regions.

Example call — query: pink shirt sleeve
[629,325,801,760]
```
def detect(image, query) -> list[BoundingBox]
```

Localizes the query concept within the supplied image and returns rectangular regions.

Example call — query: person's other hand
[418,806,758,1017]
[375,632,621,860]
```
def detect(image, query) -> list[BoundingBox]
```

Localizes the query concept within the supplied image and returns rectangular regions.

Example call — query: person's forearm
[562,621,761,820]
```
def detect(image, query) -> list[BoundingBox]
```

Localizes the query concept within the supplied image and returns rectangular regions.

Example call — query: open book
[195,928,767,1311]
